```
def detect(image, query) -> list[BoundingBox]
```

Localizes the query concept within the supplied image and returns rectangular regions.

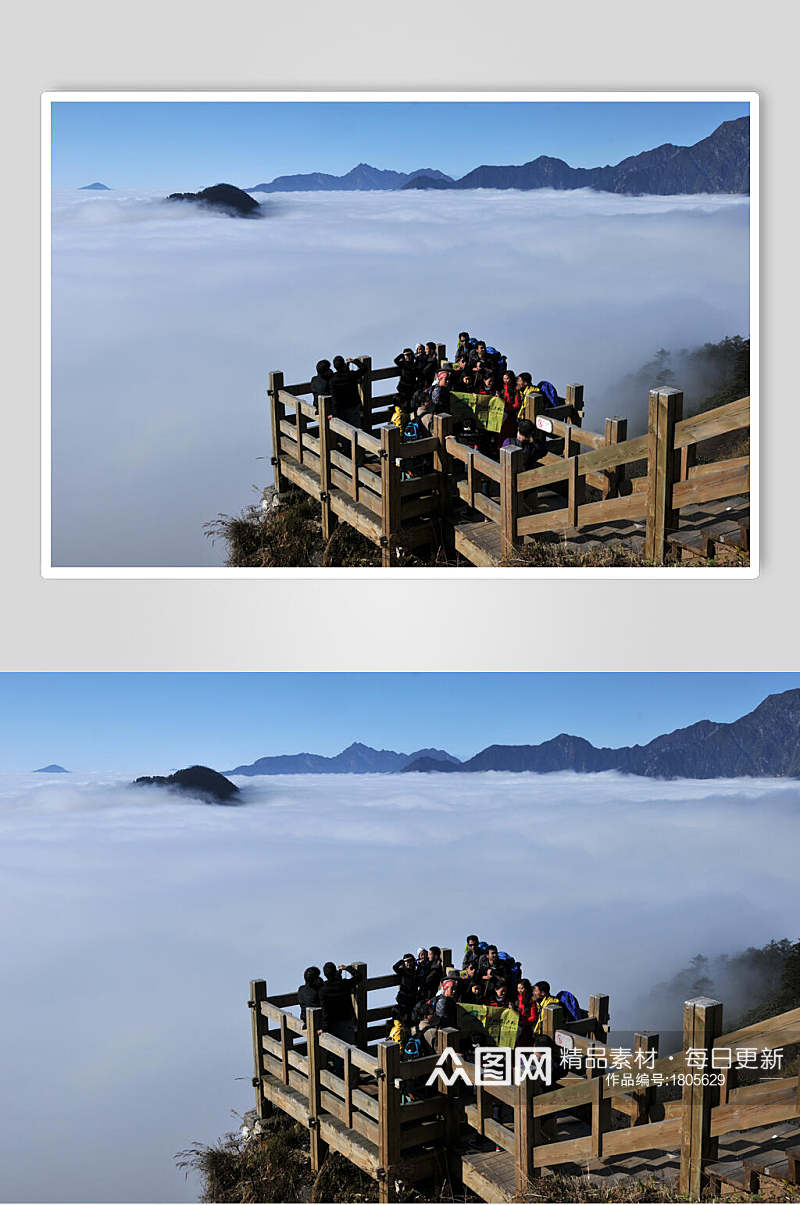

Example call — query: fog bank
[50,188,749,566]
[0,769,793,1201]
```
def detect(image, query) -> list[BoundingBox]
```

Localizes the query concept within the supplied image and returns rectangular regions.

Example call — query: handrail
[673,395,750,449]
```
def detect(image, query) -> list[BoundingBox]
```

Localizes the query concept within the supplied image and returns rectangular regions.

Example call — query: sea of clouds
[50,188,750,567]
[0,769,795,1201]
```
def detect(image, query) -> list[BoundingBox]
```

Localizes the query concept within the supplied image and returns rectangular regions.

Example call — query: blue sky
[0,672,793,773]
[50,100,750,190]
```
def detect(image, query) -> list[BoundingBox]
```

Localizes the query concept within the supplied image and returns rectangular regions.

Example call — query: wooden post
[380,423,401,568]
[359,355,373,434]
[294,394,304,465]
[343,1045,354,1128]
[590,1073,612,1158]
[377,1040,401,1202]
[632,1031,659,1125]
[679,996,723,1199]
[500,444,522,561]
[440,947,453,974]
[466,449,476,510]
[306,1006,329,1173]
[352,961,368,1050]
[527,389,549,427]
[436,342,447,365]
[279,1011,290,1085]
[249,979,268,1119]
[318,394,337,542]
[268,371,285,494]
[432,413,454,517]
[604,416,627,498]
[516,1066,537,1192]
[566,383,584,426]
[566,451,584,530]
[645,387,683,564]
[542,1001,564,1040]
[350,427,360,501]
[588,993,610,1042]
[436,1028,462,1154]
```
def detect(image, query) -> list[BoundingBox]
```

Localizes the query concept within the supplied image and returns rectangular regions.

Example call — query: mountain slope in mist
[404,689,800,778]
[406,117,749,195]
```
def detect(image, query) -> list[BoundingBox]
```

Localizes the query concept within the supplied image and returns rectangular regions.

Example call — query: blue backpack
[536,380,560,408]
[402,415,427,442]
[557,990,588,1022]
[496,951,522,991]
[403,1035,425,1060]
[485,346,508,375]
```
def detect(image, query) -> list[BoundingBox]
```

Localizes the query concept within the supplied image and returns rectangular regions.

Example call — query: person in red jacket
[515,978,538,1045]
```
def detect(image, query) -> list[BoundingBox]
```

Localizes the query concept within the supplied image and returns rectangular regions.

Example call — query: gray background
[1,0,790,671]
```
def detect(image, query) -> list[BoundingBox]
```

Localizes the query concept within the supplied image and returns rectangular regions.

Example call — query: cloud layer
[0,769,794,1201]
[50,188,749,566]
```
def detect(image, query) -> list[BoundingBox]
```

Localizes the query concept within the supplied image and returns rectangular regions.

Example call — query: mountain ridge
[225,690,800,781]
[227,741,461,776]
[246,118,748,197]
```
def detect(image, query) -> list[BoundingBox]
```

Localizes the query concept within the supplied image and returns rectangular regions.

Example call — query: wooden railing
[268,355,750,566]
[249,961,798,1202]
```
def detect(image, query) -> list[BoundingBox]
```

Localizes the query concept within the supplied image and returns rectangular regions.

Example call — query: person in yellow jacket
[531,980,561,1035]
[389,1006,410,1047]
[516,372,546,422]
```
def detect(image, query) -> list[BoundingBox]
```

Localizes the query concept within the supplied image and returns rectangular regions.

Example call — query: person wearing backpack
[389,1006,410,1048]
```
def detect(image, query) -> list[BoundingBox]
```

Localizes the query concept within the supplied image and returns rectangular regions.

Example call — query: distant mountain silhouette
[401,689,800,779]
[132,765,241,803]
[405,118,749,196]
[79,182,110,190]
[248,164,453,193]
[34,764,69,773]
[227,741,460,776]
[167,183,261,216]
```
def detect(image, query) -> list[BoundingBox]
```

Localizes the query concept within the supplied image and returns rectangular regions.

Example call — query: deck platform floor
[461,1118,800,1202]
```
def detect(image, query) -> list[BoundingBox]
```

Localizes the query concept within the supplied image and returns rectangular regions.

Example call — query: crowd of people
[294,935,582,1059]
[389,937,565,1053]
[309,333,558,469]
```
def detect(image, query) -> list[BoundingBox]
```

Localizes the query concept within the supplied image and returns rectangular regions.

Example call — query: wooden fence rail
[268,352,750,565]
[248,957,797,1202]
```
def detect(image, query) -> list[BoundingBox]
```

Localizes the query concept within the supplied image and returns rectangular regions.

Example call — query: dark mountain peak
[132,765,241,804]
[167,183,261,217]
[80,182,110,190]
[34,763,69,773]
[402,756,461,773]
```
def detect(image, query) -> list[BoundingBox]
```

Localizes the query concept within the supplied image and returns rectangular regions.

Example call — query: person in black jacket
[298,965,323,1025]
[393,348,419,405]
[310,360,332,405]
[393,953,418,1015]
[418,341,440,388]
[318,961,360,1043]
[328,356,364,427]
[425,946,444,998]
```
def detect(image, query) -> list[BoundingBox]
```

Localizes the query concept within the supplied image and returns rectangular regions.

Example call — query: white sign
[535,415,553,434]
[555,1029,574,1050]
